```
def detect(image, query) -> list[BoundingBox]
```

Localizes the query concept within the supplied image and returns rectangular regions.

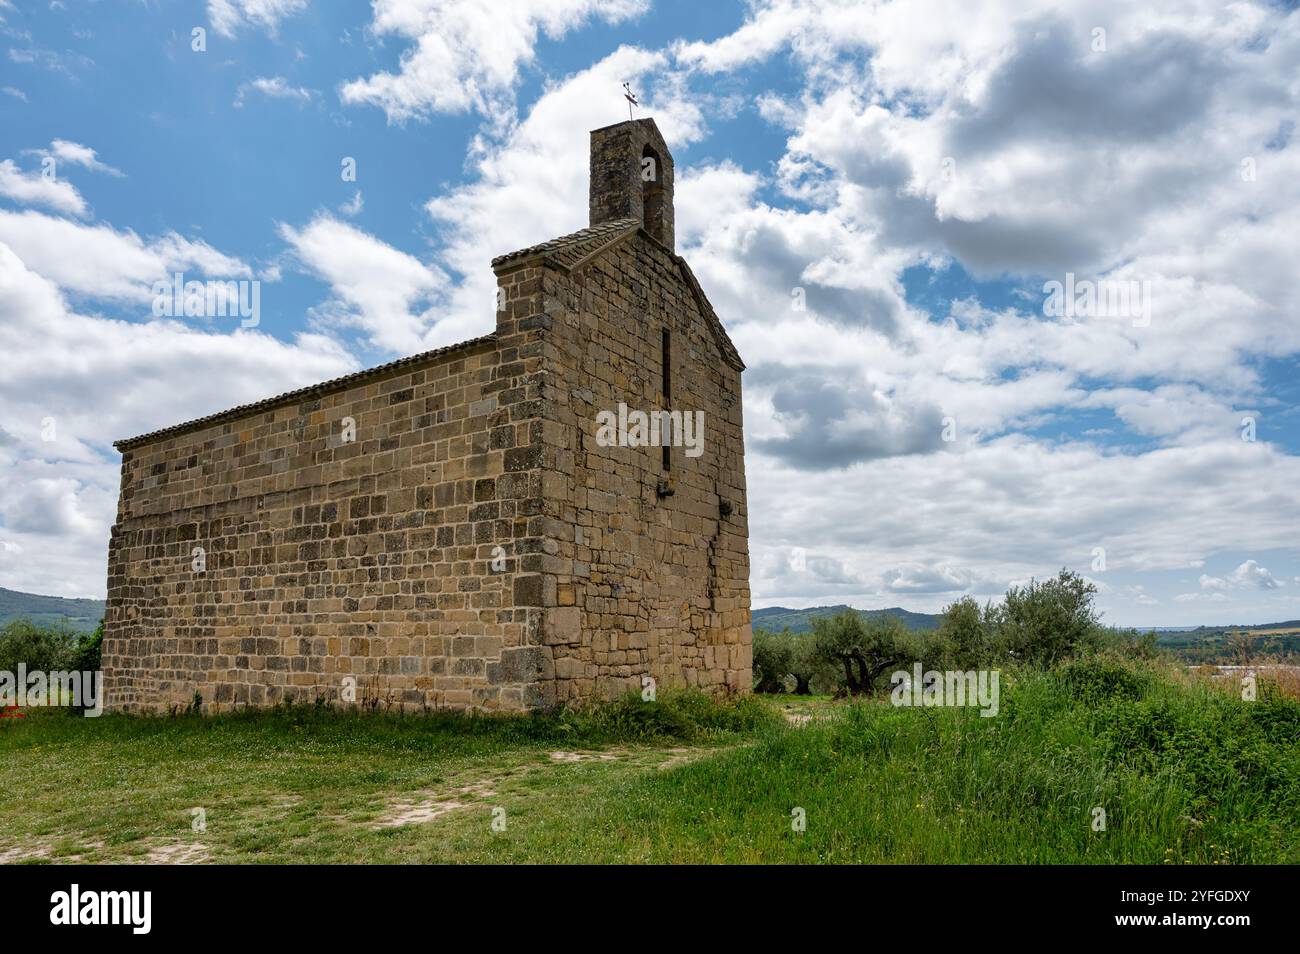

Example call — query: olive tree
[812,611,916,696]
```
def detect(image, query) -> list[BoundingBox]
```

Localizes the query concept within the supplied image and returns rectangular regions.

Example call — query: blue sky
[2,0,1299,628]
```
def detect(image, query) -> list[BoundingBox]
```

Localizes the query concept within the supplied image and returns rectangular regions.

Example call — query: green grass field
[1,660,1296,864]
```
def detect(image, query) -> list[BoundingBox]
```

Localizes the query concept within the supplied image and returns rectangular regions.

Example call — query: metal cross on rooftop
[622,82,638,121]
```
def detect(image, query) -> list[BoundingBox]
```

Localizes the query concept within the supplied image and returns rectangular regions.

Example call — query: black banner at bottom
[0,863,1288,940]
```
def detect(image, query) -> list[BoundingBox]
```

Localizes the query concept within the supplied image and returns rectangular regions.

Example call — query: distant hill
[0,587,105,632]
[1150,620,1300,643]
[752,606,1300,662]
[752,604,942,634]
[1150,620,1300,662]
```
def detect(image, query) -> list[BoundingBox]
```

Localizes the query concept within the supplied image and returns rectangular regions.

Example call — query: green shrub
[988,569,1100,666]
[752,629,794,693]
[786,635,832,695]
[1056,657,1152,702]
[559,688,780,742]
[74,619,104,674]
[1093,679,1300,827]
[752,628,831,694]
[1247,689,1300,746]
[0,619,80,674]
[935,595,993,668]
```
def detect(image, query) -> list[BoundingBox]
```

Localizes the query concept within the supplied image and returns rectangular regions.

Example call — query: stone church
[103,118,752,713]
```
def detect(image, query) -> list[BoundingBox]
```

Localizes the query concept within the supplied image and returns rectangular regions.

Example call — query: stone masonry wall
[103,296,551,713]
[104,214,750,714]
[505,233,752,706]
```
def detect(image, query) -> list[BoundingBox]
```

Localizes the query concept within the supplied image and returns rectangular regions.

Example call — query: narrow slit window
[661,328,671,472]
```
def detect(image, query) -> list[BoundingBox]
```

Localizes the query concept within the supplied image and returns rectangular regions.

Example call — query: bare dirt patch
[548,750,624,763]
[143,841,211,865]
[0,839,105,864]
[0,843,51,863]
[371,782,496,829]
[363,744,724,830]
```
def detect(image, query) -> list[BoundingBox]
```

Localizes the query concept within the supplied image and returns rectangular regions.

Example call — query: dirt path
[357,744,722,832]
[0,740,733,863]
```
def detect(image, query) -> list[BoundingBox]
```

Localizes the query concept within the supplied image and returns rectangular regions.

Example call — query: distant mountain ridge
[752,604,942,634]
[748,605,1300,642]
[2,583,1295,649]
[0,587,105,632]
[1151,620,1300,647]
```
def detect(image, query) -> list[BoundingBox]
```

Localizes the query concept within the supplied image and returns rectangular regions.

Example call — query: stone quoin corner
[102,118,752,714]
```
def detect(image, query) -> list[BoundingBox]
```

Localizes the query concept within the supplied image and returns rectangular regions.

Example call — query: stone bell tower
[588,118,675,251]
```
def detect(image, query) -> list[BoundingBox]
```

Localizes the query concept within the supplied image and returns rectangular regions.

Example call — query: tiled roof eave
[119,220,749,453]
[113,333,498,451]
[490,218,640,271]
[673,256,746,372]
